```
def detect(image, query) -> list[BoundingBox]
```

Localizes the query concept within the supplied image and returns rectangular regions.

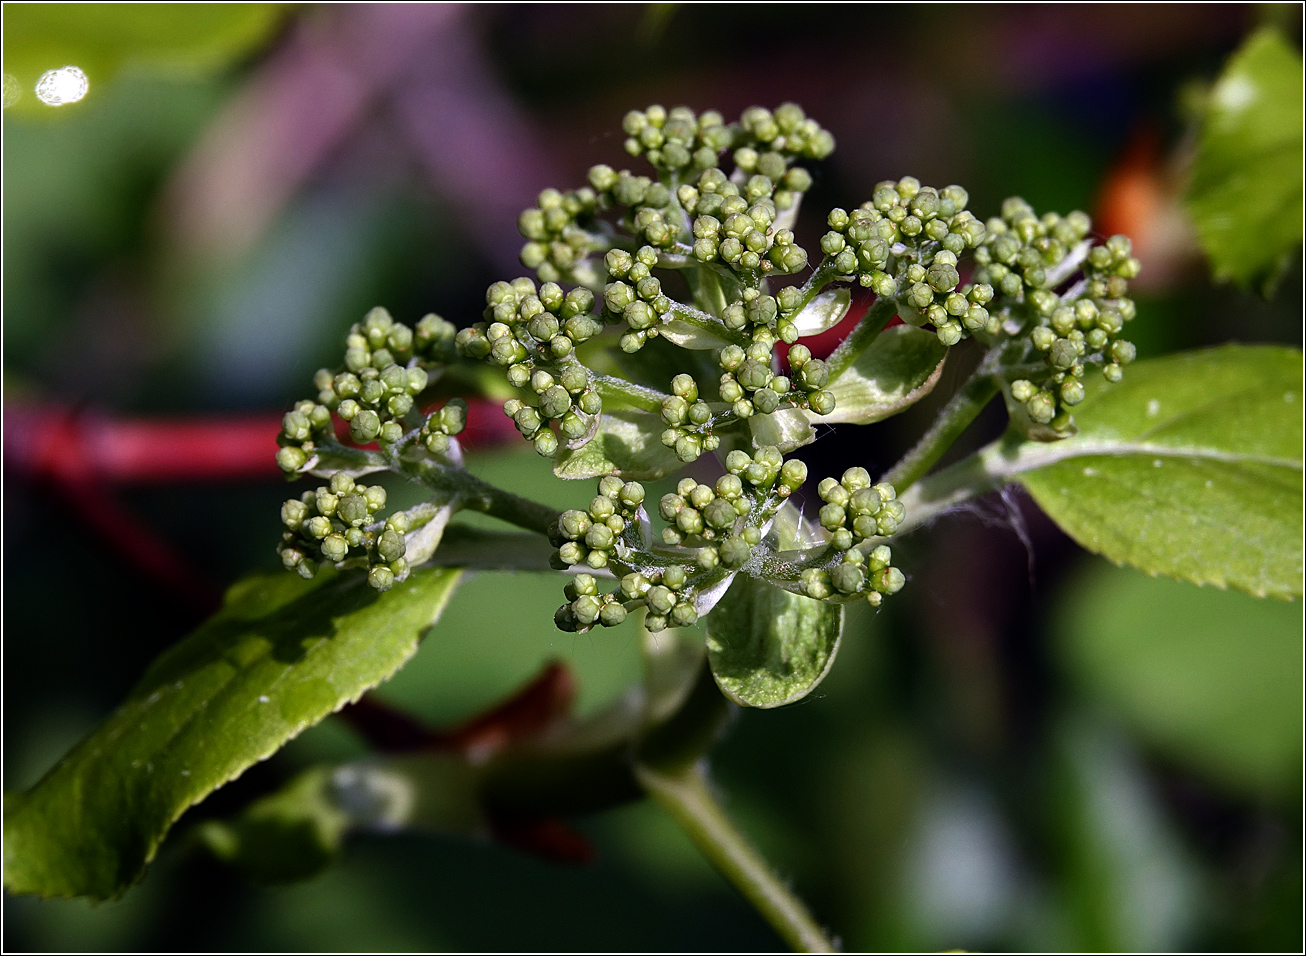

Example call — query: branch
[635,762,837,953]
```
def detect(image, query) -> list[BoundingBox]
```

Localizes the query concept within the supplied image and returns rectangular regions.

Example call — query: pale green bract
[705,575,843,709]
[806,324,947,426]
[2,565,462,900]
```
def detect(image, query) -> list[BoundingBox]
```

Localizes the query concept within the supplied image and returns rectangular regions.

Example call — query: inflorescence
[273,100,1139,622]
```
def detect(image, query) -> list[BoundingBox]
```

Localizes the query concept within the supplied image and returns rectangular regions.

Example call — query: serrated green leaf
[199,753,484,884]
[1185,28,1304,292]
[1058,561,1302,798]
[790,288,851,337]
[553,408,683,480]
[805,324,947,425]
[2,4,288,116]
[3,565,462,900]
[1001,345,1303,598]
[705,575,843,708]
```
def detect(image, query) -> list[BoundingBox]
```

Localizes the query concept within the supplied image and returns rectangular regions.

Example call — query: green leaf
[805,324,947,425]
[3,565,463,900]
[553,408,683,480]
[1058,561,1302,798]
[3,3,288,116]
[1005,345,1303,598]
[1185,28,1304,293]
[199,753,484,884]
[705,575,843,708]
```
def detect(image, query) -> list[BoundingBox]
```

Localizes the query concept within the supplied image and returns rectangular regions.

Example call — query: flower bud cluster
[799,469,907,606]
[456,277,604,457]
[554,572,630,632]
[659,447,806,558]
[974,203,1139,428]
[658,372,721,462]
[588,165,685,251]
[277,473,409,591]
[615,564,702,633]
[602,245,675,352]
[820,178,991,345]
[684,165,810,275]
[801,544,905,608]
[518,186,601,284]
[418,397,468,455]
[618,102,833,175]
[548,476,647,571]
[277,307,450,472]
[814,470,904,547]
[619,104,734,173]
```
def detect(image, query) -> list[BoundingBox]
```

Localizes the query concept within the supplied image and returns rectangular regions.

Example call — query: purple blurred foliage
[164,3,561,274]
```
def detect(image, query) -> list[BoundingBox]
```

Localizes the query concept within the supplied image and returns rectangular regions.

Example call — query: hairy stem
[824,297,898,381]
[789,258,838,314]
[592,373,672,413]
[454,471,562,535]
[668,302,750,346]
[409,459,562,536]
[881,349,1003,492]
[636,762,837,954]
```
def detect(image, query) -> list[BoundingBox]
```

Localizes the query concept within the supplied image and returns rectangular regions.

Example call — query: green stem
[592,373,672,413]
[824,297,898,381]
[790,258,838,314]
[890,445,1004,537]
[667,303,750,346]
[881,350,1002,492]
[408,460,562,536]
[635,763,837,954]
[454,471,561,536]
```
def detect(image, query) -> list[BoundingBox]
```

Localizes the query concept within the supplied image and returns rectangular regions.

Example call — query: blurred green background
[4,4,1301,951]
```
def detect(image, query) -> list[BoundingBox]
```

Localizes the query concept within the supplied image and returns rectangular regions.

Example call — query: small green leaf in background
[2,3,288,115]
[199,754,484,884]
[705,576,843,708]
[1185,27,1304,293]
[553,408,683,480]
[1011,345,1303,598]
[1047,716,1202,952]
[1057,560,1303,799]
[806,325,947,425]
[3,565,462,900]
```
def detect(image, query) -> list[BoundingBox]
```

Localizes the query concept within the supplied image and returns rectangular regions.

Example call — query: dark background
[4,4,1302,951]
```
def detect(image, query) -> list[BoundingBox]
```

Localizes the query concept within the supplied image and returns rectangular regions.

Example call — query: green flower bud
[306,515,333,539]
[801,568,832,600]
[720,535,751,568]
[670,602,698,628]
[1110,340,1136,365]
[600,602,628,627]
[282,499,310,529]
[832,563,866,594]
[322,534,349,562]
[351,410,382,443]
[277,446,309,472]
[662,565,689,590]
[872,566,906,594]
[377,529,406,563]
[368,565,395,591]
[647,585,676,614]
[534,431,559,457]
